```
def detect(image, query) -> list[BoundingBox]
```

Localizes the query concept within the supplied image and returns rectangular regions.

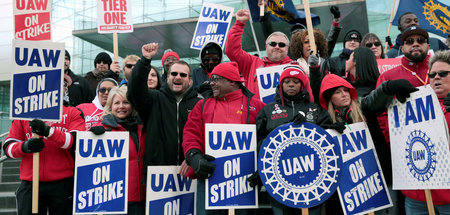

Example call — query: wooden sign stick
[32,133,39,214]
[424,189,436,215]
[113,33,119,62]
[303,0,317,55]
[302,208,309,215]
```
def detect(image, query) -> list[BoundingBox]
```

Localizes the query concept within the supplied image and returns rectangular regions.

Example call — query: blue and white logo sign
[146,166,197,215]
[259,122,342,208]
[73,131,129,214]
[190,2,234,50]
[388,85,450,189]
[11,39,64,121]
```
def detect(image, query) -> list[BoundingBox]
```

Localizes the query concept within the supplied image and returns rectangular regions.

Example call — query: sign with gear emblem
[258,122,342,208]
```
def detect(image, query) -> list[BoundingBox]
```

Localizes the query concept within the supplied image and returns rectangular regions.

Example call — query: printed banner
[247,0,320,25]
[13,0,52,40]
[205,124,258,209]
[97,0,133,33]
[388,85,450,189]
[328,123,392,215]
[257,64,303,104]
[146,166,197,215]
[73,131,129,214]
[259,122,342,208]
[376,58,401,74]
[11,39,64,121]
[190,2,234,50]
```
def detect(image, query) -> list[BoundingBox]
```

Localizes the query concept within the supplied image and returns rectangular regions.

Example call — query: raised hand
[236,9,250,24]
[142,43,159,60]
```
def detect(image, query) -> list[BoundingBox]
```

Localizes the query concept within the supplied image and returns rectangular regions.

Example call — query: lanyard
[401,64,428,86]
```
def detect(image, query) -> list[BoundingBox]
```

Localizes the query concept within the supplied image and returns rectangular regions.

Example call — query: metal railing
[0,131,8,164]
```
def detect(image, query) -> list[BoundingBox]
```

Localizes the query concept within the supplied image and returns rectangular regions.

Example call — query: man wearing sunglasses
[225,9,292,100]
[127,42,202,174]
[119,54,140,86]
[192,41,223,94]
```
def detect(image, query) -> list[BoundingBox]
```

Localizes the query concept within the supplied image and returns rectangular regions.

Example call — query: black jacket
[127,57,201,169]
[66,69,94,106]
[323,49,351,77]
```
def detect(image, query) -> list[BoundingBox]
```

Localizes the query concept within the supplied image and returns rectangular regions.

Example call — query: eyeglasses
[210,75,225,83]
[170,72,188,78]
[267,42,287,48]
[365,42,381,47]
[125,64,135,69]
[404,37,427,45]
[99,87,112,93]
[428,71,449,78]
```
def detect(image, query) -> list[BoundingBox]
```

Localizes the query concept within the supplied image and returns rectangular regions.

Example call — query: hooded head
[319,74,357,109]
[200,42,223,72]
[94,52,112,68]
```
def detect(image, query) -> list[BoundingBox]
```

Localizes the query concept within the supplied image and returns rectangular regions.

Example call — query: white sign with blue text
[146,166,197,215]
[388,85,450,189]
[205,124,258,209]
[73,131,129,214]
[11,39,64,121]
[327,123,392,215]
[190,2,234,50]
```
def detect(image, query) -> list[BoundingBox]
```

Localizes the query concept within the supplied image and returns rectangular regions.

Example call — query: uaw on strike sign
[74,131,129,214]
[14,0,52,40]
[97,0,133,33]
[388,85,450,190]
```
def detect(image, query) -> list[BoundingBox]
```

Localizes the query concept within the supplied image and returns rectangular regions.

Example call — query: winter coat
[85,70,122,98]
[192,42,223,93]
[323,49,351,77]
[66,69,94,107]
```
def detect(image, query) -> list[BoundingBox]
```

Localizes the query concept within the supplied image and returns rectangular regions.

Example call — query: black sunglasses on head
[267,42,287,48]
[99,87,112,93]
[170,72,188,78]
[365,42,381,47]
[428,71,449,78]
[125,64,135,69]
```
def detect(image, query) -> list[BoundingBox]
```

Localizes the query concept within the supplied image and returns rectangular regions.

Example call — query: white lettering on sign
[210,173,254,203]
[281,154,315,176]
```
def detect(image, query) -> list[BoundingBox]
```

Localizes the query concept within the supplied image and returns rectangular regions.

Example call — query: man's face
[401,35,430,62]
[429,61,450,99]
[203,53,220,72]
[210,75,236,98]
[265,35,289,62]
[64,56,70,72]
[96,61,109,73]
[123,60,137,81]
[167,63,191,95]
[344,39,360,50]
[399,14,419,31]
[164,56,178,72]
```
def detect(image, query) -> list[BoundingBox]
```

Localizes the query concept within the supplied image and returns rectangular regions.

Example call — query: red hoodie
[319,74,358,110]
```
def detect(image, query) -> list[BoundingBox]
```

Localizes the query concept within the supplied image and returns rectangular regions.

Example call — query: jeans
[405,196,450,215]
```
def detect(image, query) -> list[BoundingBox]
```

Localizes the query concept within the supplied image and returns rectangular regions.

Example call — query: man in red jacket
[181,62,265,214]
[225,9,292,100]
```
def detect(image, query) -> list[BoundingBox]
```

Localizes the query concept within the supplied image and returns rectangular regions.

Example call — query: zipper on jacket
[291,101,295,116]
[176,100,182,164]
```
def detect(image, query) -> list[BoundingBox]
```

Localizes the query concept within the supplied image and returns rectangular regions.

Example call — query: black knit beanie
[94,52,112,67]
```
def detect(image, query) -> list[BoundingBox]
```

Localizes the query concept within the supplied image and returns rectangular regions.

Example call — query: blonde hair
[122,55,140,69]
[102,85,137,118]
[327,99,365,123]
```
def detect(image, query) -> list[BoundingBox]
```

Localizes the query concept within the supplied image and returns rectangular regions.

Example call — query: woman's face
[365,38,382,59]
[111,95,132,119]
[147,68,158,89]
[302,36,311,59]
[98,81,116,107]
[282,77,302,96]
[331,86,351,108]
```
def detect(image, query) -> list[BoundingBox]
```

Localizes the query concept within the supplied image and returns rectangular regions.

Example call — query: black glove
[384,79,418,103]
[291,113,307,124]
[385,36,393,47]
[22,138,45,153]
[308,50,321,67]
[29,119,51,137]
[330,6,340,19]
[90,126,111,135]
[247,171,261,188]
[326,122,347,133]
[185,149,216,179]
[198,81,212,94]
[444,93,450,112]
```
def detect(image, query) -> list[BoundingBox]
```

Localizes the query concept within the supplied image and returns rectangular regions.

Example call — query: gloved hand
[384,79,418,103]
[308,50,321,67]
[444,93,450,112]
[385,36,393,47]
[291,113,307,124]
[22,138,45,153]
[247,170,261,187]
[185,149,216,179]
[90,126,111,135]
[326,122,347,133]
[29,119,51,137]
[198,81,212,94]
[330,6,340,19]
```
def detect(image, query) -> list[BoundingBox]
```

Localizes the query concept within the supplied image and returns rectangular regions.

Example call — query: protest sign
[376,58,401,74]
[14,0,52,40]
[388,85,450,189]
[259,122,342,208]
[11,39,64,121]
[146,166,197,215]
[205,124,258,209]
[190,2,234,50]
[97,0,133,33]
[328,123,392,215]
[73,131,129,214]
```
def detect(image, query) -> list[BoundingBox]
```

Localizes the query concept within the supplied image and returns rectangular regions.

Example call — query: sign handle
[229,209,235,215]
[259,0,264,17]
[303,0,316,55]
[32,133,39,214]
[384,0,396,53]
[424,189,436,215]
[301,208,309,215]
[113,33,119,62]
[367,212,375,215]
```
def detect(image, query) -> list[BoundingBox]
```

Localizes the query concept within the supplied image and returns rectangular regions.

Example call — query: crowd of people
[2,5,450,215]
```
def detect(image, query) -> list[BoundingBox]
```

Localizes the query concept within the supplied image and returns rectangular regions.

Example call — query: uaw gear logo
[405,130,437,182]
[258,122,342,208]
[423,0,449,34]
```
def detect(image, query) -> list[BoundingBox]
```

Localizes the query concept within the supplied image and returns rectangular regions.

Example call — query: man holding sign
[182,62,265,213]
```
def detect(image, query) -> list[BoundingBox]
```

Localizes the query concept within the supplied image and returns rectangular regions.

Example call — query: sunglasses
[99,87,112,93]
[428,71,449,78]
[170,72,188,78]
[125,64,135,69]
[365,42,381,47]
[202,57,220,62]
[267,42,287,48]
[404,37,427,45]
[210,75,225,83]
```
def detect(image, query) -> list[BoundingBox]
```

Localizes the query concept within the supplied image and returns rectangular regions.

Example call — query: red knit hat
[161,51,180,68]
[211,62,244,82]
[278,65,314,105]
